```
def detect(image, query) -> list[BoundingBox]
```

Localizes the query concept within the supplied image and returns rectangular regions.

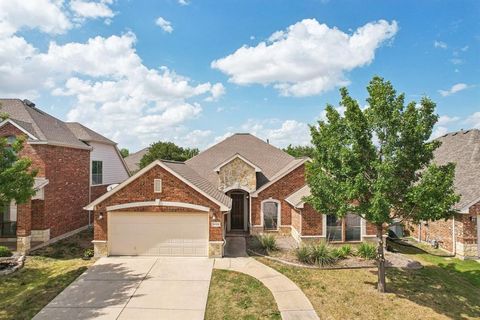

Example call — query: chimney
[266,139,270,144]
[23,99,35,108]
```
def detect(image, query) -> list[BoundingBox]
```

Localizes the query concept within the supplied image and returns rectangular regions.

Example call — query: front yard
[259,239,480,320]
[0,229,95,320]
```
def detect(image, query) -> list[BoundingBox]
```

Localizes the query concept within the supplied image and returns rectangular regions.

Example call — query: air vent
[154,179,162,193]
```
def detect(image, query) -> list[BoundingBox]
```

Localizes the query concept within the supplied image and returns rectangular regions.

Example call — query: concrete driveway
[33,257,214,320]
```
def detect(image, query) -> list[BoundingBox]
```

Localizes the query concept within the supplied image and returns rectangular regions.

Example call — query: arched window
[262,200,280,230]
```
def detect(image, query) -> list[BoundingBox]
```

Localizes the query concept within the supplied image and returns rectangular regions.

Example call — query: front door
[231,194,244,230]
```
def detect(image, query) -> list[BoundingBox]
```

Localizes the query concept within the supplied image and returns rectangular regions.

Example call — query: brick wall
[93,164,223,242]
[301,203,323,236]
[251,164,306,227]
[16,200,32,237]
[31,199,46,230]
[91,184,109,202]
[290,207,301,234]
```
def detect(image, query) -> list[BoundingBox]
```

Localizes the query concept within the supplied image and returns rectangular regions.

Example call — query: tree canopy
[283,144,315,158]
[306,76,459,292]
[0,112,37,208]
[139,141,199,168]
[119,148,129,158]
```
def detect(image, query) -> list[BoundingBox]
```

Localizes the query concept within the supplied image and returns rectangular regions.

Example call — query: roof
[0,99,90,150]
[213,153,262,172]
[65,122,116,145]
[124,147,149,173]
[186,133,295,188]
[285,185,310,209]
[85,160,231,211]
[433,129,480,211]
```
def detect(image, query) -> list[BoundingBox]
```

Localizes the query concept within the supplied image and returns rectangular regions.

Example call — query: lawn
[0,229,95,320]
[205,269,281,320]
[258,240,480,320]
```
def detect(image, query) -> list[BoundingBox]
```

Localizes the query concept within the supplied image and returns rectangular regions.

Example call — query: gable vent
[154,179,162,193]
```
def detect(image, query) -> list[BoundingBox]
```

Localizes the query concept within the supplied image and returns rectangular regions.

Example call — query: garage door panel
[109,212,209,257]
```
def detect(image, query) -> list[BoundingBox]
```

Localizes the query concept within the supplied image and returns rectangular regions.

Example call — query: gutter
[452,215,456,256]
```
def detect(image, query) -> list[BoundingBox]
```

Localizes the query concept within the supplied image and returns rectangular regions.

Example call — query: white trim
[154,179,162,193]
[106,199,210,212]
[0,119,38,140]
[84,160,230,211]
[322,214,327,236]
[213,153,262,172]
[301,235,326,238]
[251,158,309,197]
[476,215,480,258]
[223,185,253,193]
[260,198,281,230]
[361,217,366,237]
[291,225,301,243]
[459,199,480,214]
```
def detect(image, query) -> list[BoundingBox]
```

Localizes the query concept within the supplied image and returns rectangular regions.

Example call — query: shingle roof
[65,122,116,145]
[0,99,89,149]
[124,147,149,173]
[433,129,480,211]
[186,133,295,188]
[161,160,232,208]
[285,185,310,208]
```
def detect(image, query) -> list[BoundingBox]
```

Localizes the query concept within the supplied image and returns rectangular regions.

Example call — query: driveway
[33,257,214,320]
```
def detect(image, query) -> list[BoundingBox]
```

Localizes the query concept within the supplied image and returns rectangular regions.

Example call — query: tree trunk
[376,224,386,293]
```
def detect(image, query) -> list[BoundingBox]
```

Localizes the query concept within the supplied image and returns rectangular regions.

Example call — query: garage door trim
[106,200,211,212]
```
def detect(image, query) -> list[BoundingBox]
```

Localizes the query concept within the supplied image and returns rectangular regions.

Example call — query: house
[85,133,377,258]
[408,129,480,259]
[0,99,129,252]
[124,147,149,173]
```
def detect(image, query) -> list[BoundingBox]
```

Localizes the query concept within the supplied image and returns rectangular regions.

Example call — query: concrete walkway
[34,257,213,320]
[215,257,319,320]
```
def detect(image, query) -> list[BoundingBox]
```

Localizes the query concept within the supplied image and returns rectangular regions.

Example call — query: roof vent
[23,99,35,108]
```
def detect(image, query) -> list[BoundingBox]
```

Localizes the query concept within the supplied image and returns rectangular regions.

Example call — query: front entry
[230,193,244,230]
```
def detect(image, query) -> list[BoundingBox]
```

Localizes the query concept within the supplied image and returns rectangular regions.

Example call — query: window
[263,200,279,230]
[0,202,16,237]
[6,135,16,144]
[345,213,361,241]
[92,161,103,185]
[154,179,162,193]
[326,215,342,241]
[326,213,362,242]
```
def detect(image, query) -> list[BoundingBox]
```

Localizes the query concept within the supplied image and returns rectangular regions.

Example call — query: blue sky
[0,0,479,152]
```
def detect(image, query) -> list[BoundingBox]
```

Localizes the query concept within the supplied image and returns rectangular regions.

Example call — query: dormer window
[6,135,16,144]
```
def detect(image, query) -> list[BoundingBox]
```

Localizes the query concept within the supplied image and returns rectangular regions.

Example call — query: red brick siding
[16,200,31,237]
[93,165,223,242]
[252,164,306,227]
[366,221,377,236]
[31,199,46,230]
[301,203,323,236]
[91,184,109,202]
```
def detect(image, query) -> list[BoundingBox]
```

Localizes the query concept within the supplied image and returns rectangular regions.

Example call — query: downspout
[452,215,456,256]
[88,154,92,227]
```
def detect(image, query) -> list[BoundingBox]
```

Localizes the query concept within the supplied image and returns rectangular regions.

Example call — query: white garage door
[108,212,209,256]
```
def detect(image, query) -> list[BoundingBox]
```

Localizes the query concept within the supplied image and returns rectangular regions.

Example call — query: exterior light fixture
[98,213,104,220]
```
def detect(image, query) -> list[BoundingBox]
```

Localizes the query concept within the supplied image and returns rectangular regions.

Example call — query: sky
[0,0,479,152]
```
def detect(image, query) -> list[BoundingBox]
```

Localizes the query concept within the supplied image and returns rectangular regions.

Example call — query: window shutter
[154,179,162,193]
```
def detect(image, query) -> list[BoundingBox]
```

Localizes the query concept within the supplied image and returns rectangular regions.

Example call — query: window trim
[91,160,103,186]
[154,179,162,193]
[324,213,363,242]
[261,198,281,231]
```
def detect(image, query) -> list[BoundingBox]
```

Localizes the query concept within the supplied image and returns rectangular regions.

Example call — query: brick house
[408,129,480,259]
[86,133,377,258]
[0,99,129,252]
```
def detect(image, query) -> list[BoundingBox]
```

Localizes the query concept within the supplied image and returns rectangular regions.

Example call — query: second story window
[92,160,103,185]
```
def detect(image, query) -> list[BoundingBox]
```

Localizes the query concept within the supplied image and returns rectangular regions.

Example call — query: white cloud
[437,115,460,126]
[155,17,173,33]
[438,83,470,97]
[0,0,71,37]
[178,0,189,5]
[212,19,398,97]
[433,40,447,49]
[70,0,115,20]
[466,112,480,129]
[450,58,463,65]
[205,83,225,101]
[431,126,449,139]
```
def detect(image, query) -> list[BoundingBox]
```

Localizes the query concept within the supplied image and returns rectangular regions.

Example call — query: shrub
[339,244,352,256]
[0,246,12,257]
[296,245,310,263]
[256,234,278,253]
[357,242,377,260]
[309,242,337,266]
[83,248,94,260]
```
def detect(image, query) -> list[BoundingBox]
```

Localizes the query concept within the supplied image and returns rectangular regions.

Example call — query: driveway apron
[33,256,213,320]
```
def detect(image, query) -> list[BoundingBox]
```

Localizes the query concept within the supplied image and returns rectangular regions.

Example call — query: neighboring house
[86,133,377,258]
[408,129,480,259]
[0,99,129,252]
[124,147,149,173]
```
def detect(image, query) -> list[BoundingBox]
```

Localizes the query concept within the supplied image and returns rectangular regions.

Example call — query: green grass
[205,269,281,320]
[258,240,480,320]
[0,229,95,320]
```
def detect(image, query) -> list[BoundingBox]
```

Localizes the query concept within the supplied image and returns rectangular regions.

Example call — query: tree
[119,148,129,158]
[306,76,459,292]
[139,141,199,168]
[283,144,315,158]
[0,113,37,210]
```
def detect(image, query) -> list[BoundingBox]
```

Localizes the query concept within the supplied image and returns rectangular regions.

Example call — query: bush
[0,246,13,257]
[331,245,352,260]
[309,242,337,266]
[296,245,310,263]
[256,234,278,253]
[83,248,94,260]
[357,242,377,260]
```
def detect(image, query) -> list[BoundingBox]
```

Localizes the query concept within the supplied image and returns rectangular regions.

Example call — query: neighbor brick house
[86,133,377,258]
[0,99,129,252]
[408,129,480,259]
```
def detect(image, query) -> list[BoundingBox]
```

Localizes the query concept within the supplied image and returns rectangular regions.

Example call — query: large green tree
[283,144,315,158]
[306,76,459,292]
[139,141,199,168]
[0,113,37,210]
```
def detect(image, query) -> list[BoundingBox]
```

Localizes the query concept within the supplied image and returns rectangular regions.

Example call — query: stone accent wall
[93,164,224,244]
[251,164,306,229]
[218,157,256,192]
